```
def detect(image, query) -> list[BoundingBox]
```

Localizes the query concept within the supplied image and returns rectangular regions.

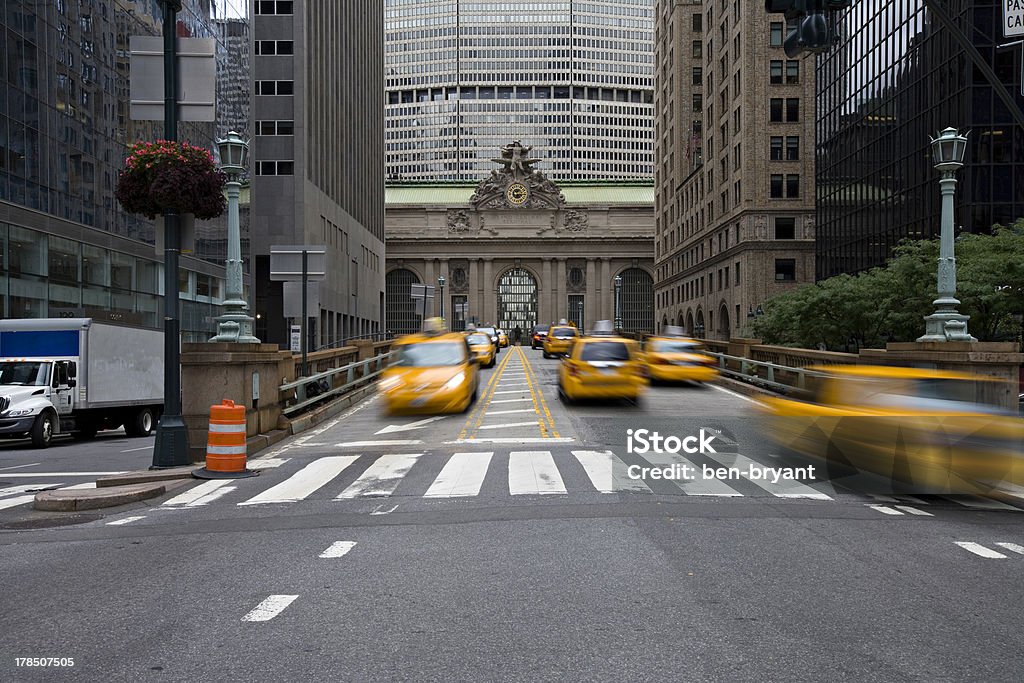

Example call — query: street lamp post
[210,132,259,343]
[614,274,623,329]
[917,127,976,342]
[438,275,446,321]
[151,0,189,469]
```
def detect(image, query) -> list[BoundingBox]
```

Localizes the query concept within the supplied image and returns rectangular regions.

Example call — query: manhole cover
[0,513,102,530]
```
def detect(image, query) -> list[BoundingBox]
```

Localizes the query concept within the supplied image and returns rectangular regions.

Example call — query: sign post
[410,284,436,326]
[270,245,326,379]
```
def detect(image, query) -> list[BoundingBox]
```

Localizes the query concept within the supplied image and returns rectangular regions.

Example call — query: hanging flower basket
[116,140,227,220]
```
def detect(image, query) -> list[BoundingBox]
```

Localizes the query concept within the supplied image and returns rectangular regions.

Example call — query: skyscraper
[384,0,655,182]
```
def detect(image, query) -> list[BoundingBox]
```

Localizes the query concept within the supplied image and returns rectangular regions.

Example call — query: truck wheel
[30,411,56,448]
[125,408,155,437]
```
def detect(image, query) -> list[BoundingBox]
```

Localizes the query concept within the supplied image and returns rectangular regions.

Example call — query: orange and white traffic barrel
[193,399,259,479]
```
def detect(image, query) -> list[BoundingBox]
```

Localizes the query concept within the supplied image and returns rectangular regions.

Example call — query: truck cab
[0,358,78,447]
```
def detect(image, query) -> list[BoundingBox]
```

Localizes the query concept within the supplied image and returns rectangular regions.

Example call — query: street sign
[130,36,217,122]
[282,281,321,318]
[1005,0,1024,38]
[269,245,327,281]
[290,325,301,353]
[410,284,436,300]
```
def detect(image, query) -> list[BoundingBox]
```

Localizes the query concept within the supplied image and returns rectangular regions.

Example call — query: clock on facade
[505,182,529,206]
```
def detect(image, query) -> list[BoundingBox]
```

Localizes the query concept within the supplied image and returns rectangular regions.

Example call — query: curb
[34,482,167,512]
[97,465,198,488]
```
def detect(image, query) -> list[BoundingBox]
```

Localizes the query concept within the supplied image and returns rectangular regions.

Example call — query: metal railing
[280,351,393,416]
[707,351,832,395]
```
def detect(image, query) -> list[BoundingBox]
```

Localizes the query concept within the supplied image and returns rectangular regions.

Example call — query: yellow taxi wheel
[558,384,574,405]
[542,350,550,359]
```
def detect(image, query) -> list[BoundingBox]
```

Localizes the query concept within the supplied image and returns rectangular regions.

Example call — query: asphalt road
[0,343,1022,682]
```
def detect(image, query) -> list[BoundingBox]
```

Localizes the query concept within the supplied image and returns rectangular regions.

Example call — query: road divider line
[477,421,539,430]
[0,463,40,472]
[333,440,423,448]
[320,541,357,558]
[1,472,126,477]
[445,437,575,444]
[120,446,151,453]
[460,346,515,440]
[242,595,299,622]
[519,345,560,438]
[484,408,536,416]
[954,542,1007,559]
[107,516,146,526]
[490,397,533,404]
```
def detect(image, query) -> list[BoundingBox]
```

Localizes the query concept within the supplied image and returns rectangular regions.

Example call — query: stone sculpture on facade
[470,141,567,211]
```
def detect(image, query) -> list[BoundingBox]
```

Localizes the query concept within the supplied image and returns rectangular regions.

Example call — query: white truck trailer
[0,318,164,447]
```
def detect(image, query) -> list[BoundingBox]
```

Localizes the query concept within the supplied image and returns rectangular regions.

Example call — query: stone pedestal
[859,342,1023,411]
[181,342,294,463]
[727,337,762,371]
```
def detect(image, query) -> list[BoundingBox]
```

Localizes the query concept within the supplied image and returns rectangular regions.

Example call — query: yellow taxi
[543,321,579,358]
[760,365,1024,494]
[496,329,509,348]
[557,321,647,404]
[379,319,480,415]
[465,330,496,368]
[641,327,718,383]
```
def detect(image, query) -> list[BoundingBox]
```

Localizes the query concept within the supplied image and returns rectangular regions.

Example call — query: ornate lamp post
[614,274,623,329]
[437,275,446,320]
[917,127,976,342]
[210,131,260,343]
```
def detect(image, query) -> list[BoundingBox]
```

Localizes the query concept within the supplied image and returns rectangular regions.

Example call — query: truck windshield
[0,362,50,386]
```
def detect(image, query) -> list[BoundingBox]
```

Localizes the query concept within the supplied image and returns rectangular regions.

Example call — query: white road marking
[708,383,764,405]
[0,484,63,497]
[894,505,933,516]
[0,495,36,510]
[495,382,530,387]
[954,542,1007,559]
[189,486,237,506]
[477,421,539,430]
[641,453,743,496]
[995,542,1024,555]
[492,390,531,395]
[164,480,231,506]
[241,595,299,622]
[424,452,493,498]
[943,495,1021,511]
[572,450,652,493]
[446,437,575,444]
[704,452,832,500]
[370,504,399,515]
[489,398,533,404]
[334,440,424,448]
[867,504,904,515]
[319,541,357,558]
[119,446,151,453]
[249,458,289,469]
[1,472,126,477]
[508,451,566,495]
[336,454,421,499]
[240,456,359,505]
[0,462,40,472]
[483,408,535,416]
[107,515,146,526]
[375,416,448,435]
[256,394,380,459]
[60,483,97,490]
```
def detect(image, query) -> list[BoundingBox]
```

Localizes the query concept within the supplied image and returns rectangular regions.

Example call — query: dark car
[531,324,550,349]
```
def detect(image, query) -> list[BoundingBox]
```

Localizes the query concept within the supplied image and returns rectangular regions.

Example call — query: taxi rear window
[393,342,466,367]
[466,334,490,345]
[580,341,630,362]
[649,340,703,353]
[550,327,577,338]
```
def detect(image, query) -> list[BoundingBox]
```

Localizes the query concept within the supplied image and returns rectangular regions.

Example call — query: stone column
[438,258,449,320]
[468,259,480,325]
[541,258,552,325]
[600,258,612,321]
[585,259,597,331]
[482,258,493,324]
[555,258,567,320]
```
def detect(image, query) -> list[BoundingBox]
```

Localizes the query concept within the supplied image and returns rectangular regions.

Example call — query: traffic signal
[764,0,844,58]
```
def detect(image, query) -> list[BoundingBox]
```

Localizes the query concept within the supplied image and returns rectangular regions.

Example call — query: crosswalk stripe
[424,452,493,498]
[995,542,1024,555]
[242,595,298,622]
[955,542,1008,559]
[164,479,232,506]
[0,484,62,497]
[572,450,652,493]
[893,505,933,516]
[704,452,832,500]
[641,453,743,496]
[867,504,904,515]
[240,456,359,505]
[336,453,421,499]
[0,494,36,510]
[508,451,566,495]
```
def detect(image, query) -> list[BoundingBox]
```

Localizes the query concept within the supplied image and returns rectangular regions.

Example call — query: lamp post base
[917,311,977,343]
[210,308,260,344]
[151,414,191,469]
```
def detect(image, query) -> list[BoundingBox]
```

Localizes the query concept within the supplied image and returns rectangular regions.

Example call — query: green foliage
[751,219,1024,350]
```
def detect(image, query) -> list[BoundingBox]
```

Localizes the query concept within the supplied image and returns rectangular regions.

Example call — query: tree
[751,219,1024,350]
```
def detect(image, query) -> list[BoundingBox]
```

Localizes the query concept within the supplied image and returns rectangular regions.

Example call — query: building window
[254,40,294,56]
[786,98,800,121]
[775,217,795,239]
[735,262,741,285]
[770,136,783,160]
[692,93,702,112]
[692,67,702,85]
[733,143,741,171]
[786,174,800,198]
[734,179,741,205]
[255,80,294,95]
[770,174,784,198]
[786,60,799,84]
[786,136,799,160]
[775,259,796,281]
[692,40,702,58]
[770,22,784,46]
[254,1,293,14]
[692,13,702,32]
[256,120,295,136]
[255,160,294,175]
[770,60,783,84]
[770,98,783,122]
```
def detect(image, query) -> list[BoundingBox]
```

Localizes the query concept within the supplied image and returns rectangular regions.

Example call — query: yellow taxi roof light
[591,320,616,336]
[421,317,448,335]
[663,325,685,337]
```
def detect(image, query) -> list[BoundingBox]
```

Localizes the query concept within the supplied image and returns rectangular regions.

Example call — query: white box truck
[0,318,163,448]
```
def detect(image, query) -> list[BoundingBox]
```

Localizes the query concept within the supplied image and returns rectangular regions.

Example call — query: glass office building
[385,0,655,181]
[816,0,1024,279]
[0,0,250,339]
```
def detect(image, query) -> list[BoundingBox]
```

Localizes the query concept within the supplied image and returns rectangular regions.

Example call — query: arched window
[497,268,538,332]
[617,268,654,334]
[385,269,421,336]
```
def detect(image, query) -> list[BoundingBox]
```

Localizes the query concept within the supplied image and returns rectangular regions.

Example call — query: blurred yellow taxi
[761,365,1024,494]
[379,320,479,415]
[557,321,646,404]
[543,324,579,358]
[496,329,509,348]
[642,328,718,383]
[465,331,496,368]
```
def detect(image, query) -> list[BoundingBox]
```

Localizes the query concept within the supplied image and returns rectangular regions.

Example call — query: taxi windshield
[466,334,490,345]
[550,327,577,339]
[393,342,466,367]
[649,340,703,353]
[580,342,630,362]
